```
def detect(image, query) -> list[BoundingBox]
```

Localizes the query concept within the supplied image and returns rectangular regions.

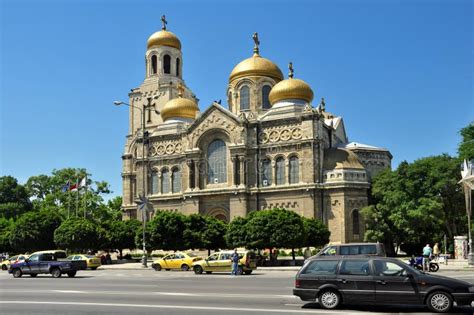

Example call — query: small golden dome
[147,30,181,50]
[229,54,283,82]
[161,88,198,121]
[268,77,314,104]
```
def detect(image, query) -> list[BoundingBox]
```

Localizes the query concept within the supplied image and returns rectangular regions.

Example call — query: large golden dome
[229,53,283,82]
[161,93,198,122]
[269,77,313,104]
[147,30,181,50]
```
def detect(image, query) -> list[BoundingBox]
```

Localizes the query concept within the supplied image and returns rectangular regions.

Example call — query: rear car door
[297,259,340,301]
[205,253,220,271]
[373,259,420,305]
[337,259,375,304]
[218,253,232,271]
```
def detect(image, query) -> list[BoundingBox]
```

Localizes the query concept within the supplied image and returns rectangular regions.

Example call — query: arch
[262,85,272,109]
[176,57,180,76]
[261,158,272,186]
[151,170,159,194]
[151,55,157,75]
[289,156,299,184]
[352,209,360,235]
[239,86,250,110]
[275,157,285,185]
[206,207,229,223]
[207,139,227,184]
[172,167,181,193]
[163,54,171,74]
[161,168,170,193]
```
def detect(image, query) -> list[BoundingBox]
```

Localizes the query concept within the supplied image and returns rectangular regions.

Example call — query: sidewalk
[98,261,474,272]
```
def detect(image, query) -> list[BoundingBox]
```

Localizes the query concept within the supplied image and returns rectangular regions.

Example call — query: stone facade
[120,26,392,244]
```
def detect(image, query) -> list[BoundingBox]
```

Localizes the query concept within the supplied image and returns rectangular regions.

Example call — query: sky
[1,0,472,198]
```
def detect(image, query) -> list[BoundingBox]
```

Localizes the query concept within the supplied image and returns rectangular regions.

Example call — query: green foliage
[0,176,32,219]
[0,218,14,252]
[363,155,464,255]
[302,217,330,248]
[225,216,249,248]
[54,218,104,252]
[106,219,140,252]
[458,123,474,161]
[9,207,62,253]
[147,211,187,251]
[183,214,227,250]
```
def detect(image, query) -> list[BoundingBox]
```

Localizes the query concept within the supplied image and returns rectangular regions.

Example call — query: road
[1,269,474,315]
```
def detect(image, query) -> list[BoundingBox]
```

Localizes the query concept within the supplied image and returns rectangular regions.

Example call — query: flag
[61,180,70,193]
[79,177,86,188]
[70,182,78,192]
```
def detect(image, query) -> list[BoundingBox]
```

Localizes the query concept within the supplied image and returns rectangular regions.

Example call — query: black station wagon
[294,256,474,313]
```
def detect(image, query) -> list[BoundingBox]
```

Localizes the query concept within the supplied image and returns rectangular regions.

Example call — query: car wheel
[236,266,243,275]
[181,264,190,271]
[30,273,38,277]
[319,290,341,309]
[91,267,98,270]
[12,269,22,278]
[153,264,162,271]
[1,264,7,270]
[51,268,62,278]
[67,271,76,278]
[244,270,252,275]
[429,263,439,272]
[193,265,203,274]
[427,291,452,313]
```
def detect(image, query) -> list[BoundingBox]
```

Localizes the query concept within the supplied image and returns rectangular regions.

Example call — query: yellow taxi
[1,254,29,271]
[152,252,202,271]
[66,254,102,270]
[191,250,257,275]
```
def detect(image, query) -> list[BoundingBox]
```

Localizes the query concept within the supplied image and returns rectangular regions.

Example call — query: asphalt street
[1,269,474,315]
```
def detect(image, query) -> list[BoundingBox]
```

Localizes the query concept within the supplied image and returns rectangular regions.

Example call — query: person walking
[422,244,433,272]
[433,242,440,262]
[231,249,240,276]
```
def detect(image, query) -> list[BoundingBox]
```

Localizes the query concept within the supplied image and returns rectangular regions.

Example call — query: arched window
[240,86,250,110]
[262,85,271,109]
[276,157,285,185]
[207,139,227,184]
[289,156,299,184]
[261,159,272,186]
[352,210,360,235]
[172,168,181,193]
[163,55,171,74]
[176,58,180,76]
[151,170,159,194]
[161,169,170,193]
[151,55,157,75]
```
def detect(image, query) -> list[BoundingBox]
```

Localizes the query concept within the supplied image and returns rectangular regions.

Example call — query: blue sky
[1,0,472,198]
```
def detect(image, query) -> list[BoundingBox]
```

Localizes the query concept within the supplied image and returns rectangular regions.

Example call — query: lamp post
[114,99,160,268]
[460,159,474,265]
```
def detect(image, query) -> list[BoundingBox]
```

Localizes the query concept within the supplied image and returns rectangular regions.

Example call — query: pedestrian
[422,244,432,272]
[303,247,312,260]
[230,249,240,276]
[106,252,112,265]
[433,242,440,262]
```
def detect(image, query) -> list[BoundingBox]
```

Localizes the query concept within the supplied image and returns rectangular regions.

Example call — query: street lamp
[460,159,474,265]
[114,98,161,268]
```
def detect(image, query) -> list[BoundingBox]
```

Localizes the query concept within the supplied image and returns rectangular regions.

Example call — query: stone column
[186,160,193,190]
[158,172,162,195]
[231,156,238,186]
[271,159,276,187]
[194,159,200,190]
[285,160,290,185]
[239,155,245,187]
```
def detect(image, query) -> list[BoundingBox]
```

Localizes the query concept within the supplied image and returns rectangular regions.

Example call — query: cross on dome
[161,15,167,30]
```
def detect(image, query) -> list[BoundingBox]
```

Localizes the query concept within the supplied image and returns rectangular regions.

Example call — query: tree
[458,123,474,161]
[0,218,14,253]
[9,207,62,252]
[302,217,330,249]
[54,217,103,252]
[200,216,227,254]
[107,219,140,258]
[225,216,248,249]
[148,210,187,251]
[0,176,32,219]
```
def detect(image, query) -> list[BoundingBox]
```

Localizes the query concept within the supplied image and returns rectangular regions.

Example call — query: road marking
[52,290,86,294]
[0,301,373,314]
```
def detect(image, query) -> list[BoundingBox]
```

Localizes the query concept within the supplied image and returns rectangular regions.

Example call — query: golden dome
[161,95,198,122]
[269,77,313,105]
[229,53,283,82]
[147,30,181,50]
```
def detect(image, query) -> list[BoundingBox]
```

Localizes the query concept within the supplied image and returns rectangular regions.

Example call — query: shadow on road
[302,302,474,314]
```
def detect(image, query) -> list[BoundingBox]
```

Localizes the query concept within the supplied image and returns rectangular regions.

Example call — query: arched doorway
[205,207,229,223]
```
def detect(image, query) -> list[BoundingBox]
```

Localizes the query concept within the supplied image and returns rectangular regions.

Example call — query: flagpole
[68,190,71,219]
[76,178,79,217]
[83,175,87,219]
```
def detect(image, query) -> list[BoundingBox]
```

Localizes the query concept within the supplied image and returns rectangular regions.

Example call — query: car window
[86,255,95,259]
[66,256,74,260]
[220,253,231,260]
[28,254,39,262]
[9,255,19,261]
[340,246,360,255]
[339,260,371,276]
[165,254,175,260]
[360,245,377,255]
[302,260,339,275]
[374,260,407,277]
[320,246,337,256]
[207,253,219,261]
[54,251,67,259]
[175,254,184,259]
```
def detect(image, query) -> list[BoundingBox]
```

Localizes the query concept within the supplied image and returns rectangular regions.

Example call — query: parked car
[66,254,101,270]
[294,256,474,313]
[1,254,29,271]
[8,252,87,278]
[192,250,257,275]
[152,252,202,271]
[313,243,386,257]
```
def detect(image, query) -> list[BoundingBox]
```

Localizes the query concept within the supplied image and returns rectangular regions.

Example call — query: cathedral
[120,17,392,243]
